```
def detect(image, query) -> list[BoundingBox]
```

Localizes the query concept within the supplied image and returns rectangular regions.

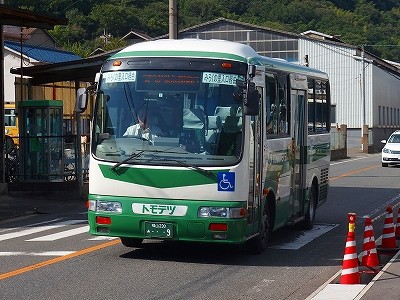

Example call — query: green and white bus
[79,39,331,253]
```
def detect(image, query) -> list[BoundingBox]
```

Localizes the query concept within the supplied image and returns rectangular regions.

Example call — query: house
[120,30,151,45]
[3,25,81,108]
[3,25,57,48]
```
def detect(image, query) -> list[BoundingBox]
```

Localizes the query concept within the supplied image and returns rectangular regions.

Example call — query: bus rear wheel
[246,204,271,254]
[301,184,317,230]
[120,237,144,248]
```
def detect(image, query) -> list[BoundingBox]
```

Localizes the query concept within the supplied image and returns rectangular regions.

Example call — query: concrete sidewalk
[359,250,400,299]
[310,249,400,300]
[0,184,87,222]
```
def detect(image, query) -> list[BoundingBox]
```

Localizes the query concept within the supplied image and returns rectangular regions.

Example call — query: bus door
[290,75,308,218]
[247,88,263,235]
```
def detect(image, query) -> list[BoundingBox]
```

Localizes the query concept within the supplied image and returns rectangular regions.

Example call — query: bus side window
[266,75,278,136]
[315,80,329,133]
[277,76,288,136]
[308,79,316,134]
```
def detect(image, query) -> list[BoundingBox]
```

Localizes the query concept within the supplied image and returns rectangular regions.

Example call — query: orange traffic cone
[379,206,398,249]
[360,217,379,268]
[396,207,400,240]
[340,213,360,284]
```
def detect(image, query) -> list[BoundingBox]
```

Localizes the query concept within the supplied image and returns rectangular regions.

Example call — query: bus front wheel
[246,203,271,254]
[120,237,144,248]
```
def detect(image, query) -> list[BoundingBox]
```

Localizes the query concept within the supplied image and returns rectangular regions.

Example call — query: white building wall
[372,66,400,128]
[4,48,35,103]
[298,38,374,129]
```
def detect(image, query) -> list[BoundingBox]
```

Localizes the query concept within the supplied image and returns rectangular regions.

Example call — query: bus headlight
[88,200,122,213]
[198,207,245,219]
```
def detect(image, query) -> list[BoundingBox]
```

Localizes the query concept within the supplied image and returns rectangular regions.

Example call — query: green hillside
[5,0,400,61]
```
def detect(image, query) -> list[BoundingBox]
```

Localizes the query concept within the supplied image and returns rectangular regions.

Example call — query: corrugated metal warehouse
[175,18,400,150]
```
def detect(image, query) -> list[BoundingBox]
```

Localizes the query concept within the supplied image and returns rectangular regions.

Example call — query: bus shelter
[18,100,64,181]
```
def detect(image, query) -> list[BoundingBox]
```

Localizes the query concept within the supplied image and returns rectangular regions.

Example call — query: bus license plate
[144,222,173,238]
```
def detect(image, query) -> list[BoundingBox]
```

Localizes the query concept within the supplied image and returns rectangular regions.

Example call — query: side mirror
[233,80,246,102]
[244,82,260,116]
[76,88,88,113]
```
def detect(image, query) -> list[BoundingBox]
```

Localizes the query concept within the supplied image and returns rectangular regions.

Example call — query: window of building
[378,106,381,126]
[383,106,385,125]
[330,105,336,124]
[387,107,389,126]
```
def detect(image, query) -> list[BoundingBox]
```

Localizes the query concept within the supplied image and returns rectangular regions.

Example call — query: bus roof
[110,39,328,79]
[110,39,257,63]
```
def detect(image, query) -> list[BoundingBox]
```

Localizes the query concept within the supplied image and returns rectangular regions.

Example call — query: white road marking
[0,218,64,234]
[269,223,339,250]
[26,225,89,241]
[0,220,86,241]
[0,251,75,256]
[88,236,118,241]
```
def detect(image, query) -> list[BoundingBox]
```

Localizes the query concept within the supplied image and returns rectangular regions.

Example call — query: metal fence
[330,129,347,151]
[4,135,89,183]
[331,126,373,151]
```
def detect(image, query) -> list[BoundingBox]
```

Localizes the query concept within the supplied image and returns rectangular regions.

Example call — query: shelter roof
[0,4,67,28]
[10,51,116,85]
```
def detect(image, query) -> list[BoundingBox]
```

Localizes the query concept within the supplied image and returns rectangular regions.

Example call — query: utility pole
[0,0,6,191]
[169,0,177,39]
[361,44,368,153]
[361,45,366,130]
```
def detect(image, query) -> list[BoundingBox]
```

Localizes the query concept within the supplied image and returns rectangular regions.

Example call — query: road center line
[329,164,380,181]
[0,239,120,281]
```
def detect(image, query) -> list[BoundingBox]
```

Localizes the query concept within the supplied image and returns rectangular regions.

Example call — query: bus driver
[123,111,162,144]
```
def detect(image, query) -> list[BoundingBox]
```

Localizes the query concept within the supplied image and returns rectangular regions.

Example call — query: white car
[381,131,400,167]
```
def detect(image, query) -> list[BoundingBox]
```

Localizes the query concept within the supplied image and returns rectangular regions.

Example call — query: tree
[89,3,141,38]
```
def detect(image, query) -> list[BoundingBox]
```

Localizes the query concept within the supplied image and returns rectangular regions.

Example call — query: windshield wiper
[111,150,145,170]
[147,157,215,178]
[110,145,215,178]
[174,159,215,178]
[110,147,184,171]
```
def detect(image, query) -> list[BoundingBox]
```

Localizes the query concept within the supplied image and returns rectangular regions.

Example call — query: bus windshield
[93,69,245,166]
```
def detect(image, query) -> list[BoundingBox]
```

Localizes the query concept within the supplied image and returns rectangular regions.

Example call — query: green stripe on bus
[110,51,247,63]
[99,164,226,188]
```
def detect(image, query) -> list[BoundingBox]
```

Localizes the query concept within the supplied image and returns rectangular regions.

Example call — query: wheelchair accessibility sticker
[218,172,235,192]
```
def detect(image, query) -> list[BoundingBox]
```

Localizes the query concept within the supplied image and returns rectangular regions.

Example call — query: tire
[246,203,271,254]
[301,184,317,230]
[382,162,388,167]
[120,237,144,248]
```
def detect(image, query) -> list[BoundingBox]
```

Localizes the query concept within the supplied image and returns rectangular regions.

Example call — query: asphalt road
[0,153,398,300]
